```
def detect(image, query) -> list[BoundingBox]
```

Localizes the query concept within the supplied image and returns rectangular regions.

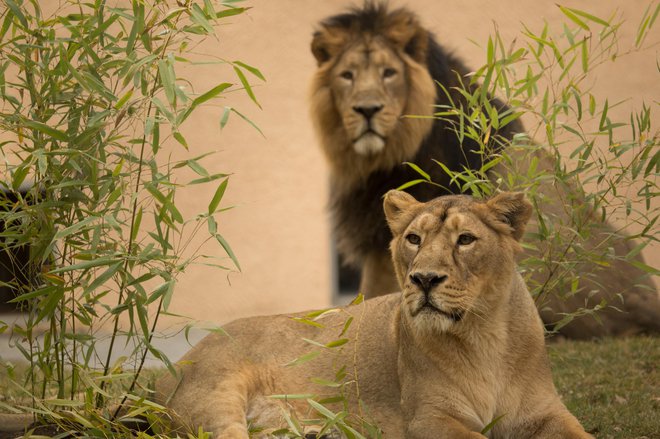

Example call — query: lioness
[157,191,592,438]
[309,3,659,338]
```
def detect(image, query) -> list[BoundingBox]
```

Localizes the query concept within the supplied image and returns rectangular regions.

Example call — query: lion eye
[406,233,421,245]
[340,71,353,81]
[383,68,397,78]
[457,234,476,246]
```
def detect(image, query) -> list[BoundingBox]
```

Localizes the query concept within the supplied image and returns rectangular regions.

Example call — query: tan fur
[157,192,592,438]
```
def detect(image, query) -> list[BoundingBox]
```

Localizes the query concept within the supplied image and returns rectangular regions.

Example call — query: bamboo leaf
[233,61,265,81]
[284,351,320,367]
[23,120,67,141]
[229,107,264,137]
[208,178,229,214]
[558,5,590,31]
[215,232,240,271]
[216,7,246,19]
[191,82,232,110]
[159,59,176,106]
[403,162,431,180]
[5,0,28,28]
[233,66,260,108]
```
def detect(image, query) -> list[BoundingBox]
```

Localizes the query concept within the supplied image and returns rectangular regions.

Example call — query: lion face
[310,6,437,184]
[326,38,410,156]
[384,191,532,334]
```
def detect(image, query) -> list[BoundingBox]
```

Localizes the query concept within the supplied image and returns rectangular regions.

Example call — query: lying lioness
[157,191,592,438]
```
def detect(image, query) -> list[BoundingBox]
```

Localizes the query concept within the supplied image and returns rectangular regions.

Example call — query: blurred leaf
[214,232,240,271]
[208,178,229,214]
[233,65,260,108]
[233,61,265,81]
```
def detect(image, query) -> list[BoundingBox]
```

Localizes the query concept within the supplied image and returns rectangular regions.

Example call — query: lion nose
[410,272,447,294]
[353,104,383,120]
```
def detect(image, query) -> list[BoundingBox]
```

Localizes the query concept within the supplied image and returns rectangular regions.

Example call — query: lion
[155,191,593,438]
[309,2,659,338]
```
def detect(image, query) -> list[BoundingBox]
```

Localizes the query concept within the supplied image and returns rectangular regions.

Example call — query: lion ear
[311,28,348,66]
[485,192,533,241]
[384,9,429,63]
[384,190,421,236]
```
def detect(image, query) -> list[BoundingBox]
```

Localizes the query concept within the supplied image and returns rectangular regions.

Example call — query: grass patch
[549,336,659,439]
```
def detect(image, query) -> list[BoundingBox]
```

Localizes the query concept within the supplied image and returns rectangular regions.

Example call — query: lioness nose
[353,104,383,120]
[410,272,447,294]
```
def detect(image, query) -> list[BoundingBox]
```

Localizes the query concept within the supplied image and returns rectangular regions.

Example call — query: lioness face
[384,191,532,334]
[329,38,409,156]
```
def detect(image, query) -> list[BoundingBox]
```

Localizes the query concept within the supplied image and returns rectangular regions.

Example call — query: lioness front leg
[528,412,594,439]
[406,416,486,439]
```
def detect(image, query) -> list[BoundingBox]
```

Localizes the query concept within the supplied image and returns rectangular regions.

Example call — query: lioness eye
[406,233,421,245]
[457,234,476,246]
[340,71,353,80]
[383,68,397,78]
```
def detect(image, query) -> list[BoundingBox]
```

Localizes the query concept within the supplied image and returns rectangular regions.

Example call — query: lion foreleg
[528,412,594,439]
[405,415,486,439]
[168,375,253,439]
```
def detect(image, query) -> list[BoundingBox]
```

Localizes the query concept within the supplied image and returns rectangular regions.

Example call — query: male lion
[309,3,659,338]
[156,191,592,438]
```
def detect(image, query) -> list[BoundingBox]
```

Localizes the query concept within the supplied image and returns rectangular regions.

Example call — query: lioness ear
[384,9,429,63]
[486,192,533,241]
[383,190,421,236]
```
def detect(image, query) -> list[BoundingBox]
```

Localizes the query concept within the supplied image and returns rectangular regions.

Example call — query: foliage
[0,0,262,435]
[405,4,659,331]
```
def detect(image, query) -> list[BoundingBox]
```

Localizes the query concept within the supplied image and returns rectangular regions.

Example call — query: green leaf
[232,107,264,136]
[580,37,588,73]
[159,59,176,106]
[325,338,349,348]
[215,233,241,271]
[173,131,188,149]
[85,262,123,294]
[51,256,119,274]
[5,0,28,28]
[558,5,590,31]
[216,7,246,19]
[11,165,29,191]
[233,66,260,108]
[131,207,143,241]
[191,83,232,110]
[23,119,67,141]
[208,178,229,214]
[220,106,232,128]
[284,351,320,367]
[403,162,430,180]
[190,3,214,34]
[564,7,609,26]
[307,399,337,420]
[114,89,134,109]
[481,414,506,434]
[636,3,660,47]
[233,61,265,81]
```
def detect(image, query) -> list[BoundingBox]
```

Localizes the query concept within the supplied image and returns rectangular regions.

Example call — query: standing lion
[309,2,659,338]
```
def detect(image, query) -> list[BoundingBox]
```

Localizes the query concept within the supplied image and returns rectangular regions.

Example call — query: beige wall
[161,0,658,326]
